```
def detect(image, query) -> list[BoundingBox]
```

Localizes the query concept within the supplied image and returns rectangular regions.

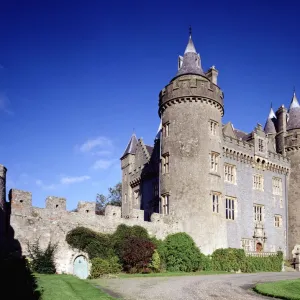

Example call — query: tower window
[272,177,282,195]
[274,215,282,228]
[224,164,236,184]
[153,183,159,197]
[225,197,236,220]
[162,153,170,174]
[209,120,218,136]
[212,192,220,213]
[163,122,170,137]
[254,204,264,222]
[253,174,264,191]
[210,152,219,172]
[258,139,264,152]
[134,190,140,205]
[124,193,127,204]
[161,194,169,215]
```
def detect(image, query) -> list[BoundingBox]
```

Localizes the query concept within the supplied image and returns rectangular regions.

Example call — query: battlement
[159,74,224,117]
[285,130,300,151]
[9,189,32,211]
[46,196,66,211]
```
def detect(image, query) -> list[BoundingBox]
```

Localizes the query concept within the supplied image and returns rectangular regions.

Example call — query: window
[210,152,219,172]
[153,183,159,197]
[241,239,252,252]
[209,120,218,135]
[280,198,283,208]
[273,177,282,195]
[134,190,140,205]
[163,122,169,137]
[161,194,169,215]
[274,215,282,228]
[253,174,264,191]
[258,139,264,152]
[225,197,236,220]
[224,164,236,183]
[162,153,169,174]
[124,193,127,204]
[254,204,264,222]
[212,193,219,213]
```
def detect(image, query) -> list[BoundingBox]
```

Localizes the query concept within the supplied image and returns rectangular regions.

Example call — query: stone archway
[73,255,89,279]
[256,242,263,252]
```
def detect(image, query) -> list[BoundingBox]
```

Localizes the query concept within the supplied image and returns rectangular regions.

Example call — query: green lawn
[93,270,227,280]
[36,274,117,300]
[254,279,300,300]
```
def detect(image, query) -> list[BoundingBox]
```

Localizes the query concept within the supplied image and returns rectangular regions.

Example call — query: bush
[241,251,283,273]
[211,248,246,272]
[90,256,122,278]
[148,250,161,272]
[164,233,203,272]
[66,227,114,259]
[112,224,150,259]
[150,237,166,270]
[121,237,155,273]
[27,240,57,274]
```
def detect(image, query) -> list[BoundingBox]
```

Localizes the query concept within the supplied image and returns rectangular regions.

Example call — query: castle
[0,33,299,278]
[121,33,300,257]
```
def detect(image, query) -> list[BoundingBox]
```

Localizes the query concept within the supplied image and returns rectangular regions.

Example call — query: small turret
[264,106,277,135]
[287,91,300,131]
[121,134,138,159]
[176,31,204,78]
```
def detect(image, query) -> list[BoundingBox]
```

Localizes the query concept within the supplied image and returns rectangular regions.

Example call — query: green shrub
[90,256,122,278]
[66,227,114,259]
[241,251,283,273]
[211,248,246,272]
[148,249,161,272]
[164,233,203,272]
[27,240,57,274]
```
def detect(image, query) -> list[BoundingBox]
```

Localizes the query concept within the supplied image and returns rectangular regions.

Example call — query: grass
[254,279,300,300]
[92,270,228,279]
[36,274,117,300]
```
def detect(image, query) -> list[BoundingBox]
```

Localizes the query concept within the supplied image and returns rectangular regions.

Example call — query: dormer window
[258,139,264,152]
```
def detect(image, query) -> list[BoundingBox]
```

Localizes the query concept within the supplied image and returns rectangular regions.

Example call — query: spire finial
[271,102,272,109]
[189,25,192,37]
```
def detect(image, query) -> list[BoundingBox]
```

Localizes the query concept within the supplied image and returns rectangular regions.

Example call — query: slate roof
[287,92,300,130]
[145,145,154,157]
[264,107,277,134]
[175,35,204,78]
[121,134,138,159]
[233,129,249,141]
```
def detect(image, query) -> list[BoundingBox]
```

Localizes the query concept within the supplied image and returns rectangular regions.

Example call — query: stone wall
[9,189,178,274]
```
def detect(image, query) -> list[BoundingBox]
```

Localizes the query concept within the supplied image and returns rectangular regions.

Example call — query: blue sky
[0,1,299,209]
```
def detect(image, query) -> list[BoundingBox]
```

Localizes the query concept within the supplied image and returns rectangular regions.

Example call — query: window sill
[209,172,221,178]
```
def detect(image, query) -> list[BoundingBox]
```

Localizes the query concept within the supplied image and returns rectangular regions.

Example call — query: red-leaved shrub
[121,237,155,273]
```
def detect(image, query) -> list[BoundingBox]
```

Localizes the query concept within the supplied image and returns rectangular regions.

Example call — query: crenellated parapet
[285,129,300,151]
[159,74,224,117]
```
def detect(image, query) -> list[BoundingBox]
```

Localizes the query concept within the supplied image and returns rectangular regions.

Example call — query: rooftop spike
[289,91,300,110]
[121,133,138,159]
[184,34,197,54]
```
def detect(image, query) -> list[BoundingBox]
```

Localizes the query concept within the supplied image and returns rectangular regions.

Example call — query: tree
[96,182,122,214]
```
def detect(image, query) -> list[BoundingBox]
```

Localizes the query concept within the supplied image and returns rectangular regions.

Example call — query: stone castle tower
[276,93,300,256]
[158,34,228,251]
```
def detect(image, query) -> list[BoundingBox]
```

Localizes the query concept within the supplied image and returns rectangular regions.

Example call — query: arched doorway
[73,255,88,279]
[256,242,263,252]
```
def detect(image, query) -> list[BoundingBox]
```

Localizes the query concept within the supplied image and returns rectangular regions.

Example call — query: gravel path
[95,272,300,300]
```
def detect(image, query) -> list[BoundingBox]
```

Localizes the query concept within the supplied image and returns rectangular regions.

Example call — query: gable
[134,139,150,168]
[223,122,237,139]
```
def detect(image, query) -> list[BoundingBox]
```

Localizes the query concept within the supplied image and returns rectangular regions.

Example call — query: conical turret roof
[264,107,277,134]
[175,33,204,78]
[121,133,138,159]
[287,92,300,130]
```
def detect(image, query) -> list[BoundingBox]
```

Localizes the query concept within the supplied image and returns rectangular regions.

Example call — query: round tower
[158,33,227,254]
[285,92,300,257]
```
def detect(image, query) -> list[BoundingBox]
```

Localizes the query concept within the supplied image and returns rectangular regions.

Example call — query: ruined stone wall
[9,189,178,274]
